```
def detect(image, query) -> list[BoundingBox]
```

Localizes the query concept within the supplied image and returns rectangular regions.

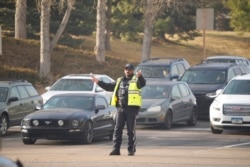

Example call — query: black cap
[124,63,134,70]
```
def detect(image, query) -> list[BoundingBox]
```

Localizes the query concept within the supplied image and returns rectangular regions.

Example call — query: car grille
[223,104,250,116]
[31,119,68,127]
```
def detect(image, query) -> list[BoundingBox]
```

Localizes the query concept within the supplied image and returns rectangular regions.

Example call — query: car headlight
[22,119,30,126]
[58,120,64,126]
[147,106,161,112]
[206,92,217,98]
[71,120,79,128]
[32,120,39,126]
[210,100,220,111]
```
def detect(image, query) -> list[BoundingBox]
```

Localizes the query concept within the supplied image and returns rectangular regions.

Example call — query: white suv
[41,74,114,104]
[210,74,250,134]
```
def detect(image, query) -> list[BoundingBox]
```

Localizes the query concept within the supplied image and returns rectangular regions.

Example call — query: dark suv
[180,63,246,119]
[0,80,43,136]
[135,57,190,80]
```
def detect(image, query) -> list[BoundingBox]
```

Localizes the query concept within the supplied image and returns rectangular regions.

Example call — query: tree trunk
[141,0,164,62]
[141,20,153,62]
[95,0,106,62]
[15,0,27,39]
[50,0,75,52]
[40,0,51,78]
[105,0,111,51]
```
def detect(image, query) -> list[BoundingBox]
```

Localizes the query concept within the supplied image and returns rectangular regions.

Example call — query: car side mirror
[8,97,18,104]
[216,89,223,96]
[45,86,51,91]
[95,105,105,113]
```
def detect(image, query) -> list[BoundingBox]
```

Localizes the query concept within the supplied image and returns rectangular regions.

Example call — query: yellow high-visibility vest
[110,76,142,107]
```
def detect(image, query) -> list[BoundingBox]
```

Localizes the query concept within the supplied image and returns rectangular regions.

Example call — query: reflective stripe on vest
[110,76,142,107]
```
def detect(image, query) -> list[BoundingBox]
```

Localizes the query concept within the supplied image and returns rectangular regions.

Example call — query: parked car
[41,74,114,104]
[21,93,116,144]
[203,55,250,73]
[0,80,43,136]
[134,57,190,81]
[210,74,250,134]
[137,80,197,129]
[180,63,246,119]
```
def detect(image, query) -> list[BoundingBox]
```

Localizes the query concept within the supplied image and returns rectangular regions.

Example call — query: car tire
[161,110,172,129]
[22,138,36,144]
[187,108,197,126]
[210,125,223,134]
[0,114,8,136]
[82,121,94,144]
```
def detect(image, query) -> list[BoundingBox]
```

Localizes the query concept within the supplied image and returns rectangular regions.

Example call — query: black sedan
[137,80,197,129]
[21,93,116,145]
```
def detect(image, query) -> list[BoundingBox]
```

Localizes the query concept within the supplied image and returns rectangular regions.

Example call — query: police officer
[91,63,146,156]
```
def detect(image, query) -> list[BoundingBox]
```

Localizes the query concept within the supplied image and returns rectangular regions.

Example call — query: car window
[181,69,226,84]
[135,65,170,78]
[51,79,93,91]
[171,65,178,76]
[24,85,39,97]
[43,96,94,110]
[177,63,185,77]
[223,80,250,95]
[10,86,20,99]
[0,87,8,102]
[233,67,243,75]
[171,85,181,100]
[17,86,29,99]
[227,68,236,81]
[95,96,107,108]
[178,84,190,97]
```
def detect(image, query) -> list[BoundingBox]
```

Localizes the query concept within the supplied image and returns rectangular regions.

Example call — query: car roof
[145,80,187,86]
[61,74,110,79]
[189,63,239,70]
[206,55,247,60]
[51,92,98,97]
[231,73,250,80]
[0,80,31,86]
[137,57,187,66]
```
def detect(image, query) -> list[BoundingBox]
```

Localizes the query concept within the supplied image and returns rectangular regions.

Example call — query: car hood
[188,84,225,93]
[215,95,250,104]
[24,108,91,120]
[142,99,168,108]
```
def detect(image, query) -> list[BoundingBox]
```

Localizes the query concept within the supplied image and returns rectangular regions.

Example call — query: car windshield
[50,79,94,91]
[223,80,250,95]
[135,65,170,78]
[43,95,94,110]
[0,87,8,102]
[141,85,170,99]
[181,69,226,84]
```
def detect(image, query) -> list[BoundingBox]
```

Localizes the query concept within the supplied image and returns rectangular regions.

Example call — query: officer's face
[124,68,134,77]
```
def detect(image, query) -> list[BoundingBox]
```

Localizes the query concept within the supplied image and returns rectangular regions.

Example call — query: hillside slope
[2,31,250,93]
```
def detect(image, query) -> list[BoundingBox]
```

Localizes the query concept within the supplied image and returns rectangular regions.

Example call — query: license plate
[231,118,243,124]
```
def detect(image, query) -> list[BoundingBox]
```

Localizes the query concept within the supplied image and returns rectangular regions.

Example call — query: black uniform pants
[112,106,138,152]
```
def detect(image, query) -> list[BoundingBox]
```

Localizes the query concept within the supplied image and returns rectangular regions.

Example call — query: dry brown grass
[2,31,250,93]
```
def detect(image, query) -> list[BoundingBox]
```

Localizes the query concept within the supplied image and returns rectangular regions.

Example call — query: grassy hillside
[2,31,250,93]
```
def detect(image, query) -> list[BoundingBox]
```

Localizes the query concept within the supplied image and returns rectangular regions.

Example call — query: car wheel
[22,138,36,144]
[210,125,223,134]
[187,108,197,126]
[161,110,172,129]
[82,121,94,144]
[0,114,8,136]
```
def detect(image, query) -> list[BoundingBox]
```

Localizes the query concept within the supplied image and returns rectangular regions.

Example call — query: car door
[170,85,186,122]
[178,83,193,120]
[92,96,113,136]
[7,86,25,125]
